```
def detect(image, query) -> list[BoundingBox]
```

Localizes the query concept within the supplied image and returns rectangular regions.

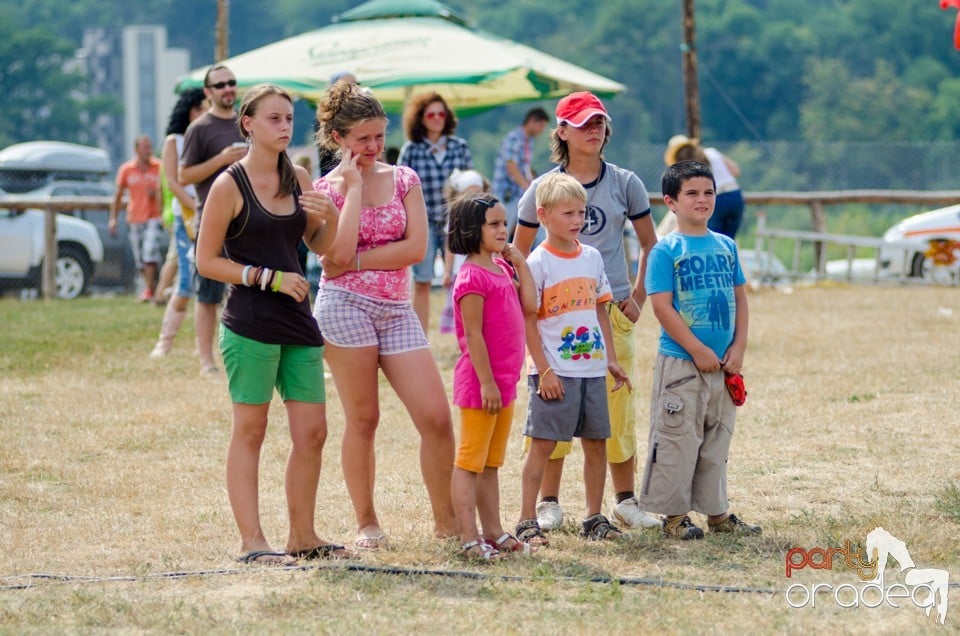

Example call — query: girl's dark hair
[549,120,612,167]
[238,84,298,198]
[661,160,715,199]
[403,92,457,142]
[448,192,497,255]
[315,81,387,152]
[165,88,206,136]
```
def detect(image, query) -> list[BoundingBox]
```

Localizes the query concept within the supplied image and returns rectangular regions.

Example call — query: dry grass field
[1,283,958,634]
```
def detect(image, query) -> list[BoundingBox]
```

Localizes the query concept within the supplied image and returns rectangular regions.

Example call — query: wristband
[260,268,271,291]
[540,367,554,379]
[356,253,360,272]
[241,264,252,287]
[629,297,642,313]
[271,270,283,292]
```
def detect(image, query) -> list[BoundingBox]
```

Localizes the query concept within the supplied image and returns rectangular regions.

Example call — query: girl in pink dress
[447,193,536,560]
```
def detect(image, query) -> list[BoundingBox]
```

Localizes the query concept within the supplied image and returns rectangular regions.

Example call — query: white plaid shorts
[128,218,163,267]
[313,287,429,354]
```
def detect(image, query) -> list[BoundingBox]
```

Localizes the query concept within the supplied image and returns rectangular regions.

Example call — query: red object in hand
[940,0,960,49]
[725,372,747,406]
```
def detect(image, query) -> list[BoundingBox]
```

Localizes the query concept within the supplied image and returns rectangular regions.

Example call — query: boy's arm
[524,311,564,401]
[596,301,632,392]
[720,285,749,374]
[649,291,722,372]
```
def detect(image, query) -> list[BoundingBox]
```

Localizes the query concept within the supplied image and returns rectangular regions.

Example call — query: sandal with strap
[461,539,502,562]
[515,519,549,548]
[579,513,623,541]
[485,533,532,555]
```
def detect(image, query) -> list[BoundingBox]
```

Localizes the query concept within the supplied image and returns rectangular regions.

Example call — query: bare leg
[520,438,557,521]
[539,457,565,499]
[581,439,607,518]
[381,348,457,537]
[476,467,506,539]
[226,402,272,553]
[156,255,177,302]
[324,343,383,540]
[609,456,636,495]
[283,400,328,551]
[143,262,158,296]
[451,466,480,545]
[195,301,219,371]
[413,281,431,334]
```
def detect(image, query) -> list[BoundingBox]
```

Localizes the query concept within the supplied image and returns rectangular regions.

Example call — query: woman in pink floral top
[312,81,457,550]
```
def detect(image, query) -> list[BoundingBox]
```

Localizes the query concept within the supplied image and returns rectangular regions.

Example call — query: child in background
[439,169,490,334]
[448,193,537,560]
[516,173,632,547]
[639,160,760,540]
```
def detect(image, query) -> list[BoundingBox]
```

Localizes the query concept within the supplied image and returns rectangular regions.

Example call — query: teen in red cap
[513,91,662,534]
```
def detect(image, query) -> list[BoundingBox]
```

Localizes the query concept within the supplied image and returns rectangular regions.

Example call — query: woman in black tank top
[196,84,352,565]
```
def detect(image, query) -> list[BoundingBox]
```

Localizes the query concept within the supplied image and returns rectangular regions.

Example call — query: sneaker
[612,497,662,529]
[662,514,705,540]
[708,513,762,535]
[138,289,154,303]
[535,500,564,531]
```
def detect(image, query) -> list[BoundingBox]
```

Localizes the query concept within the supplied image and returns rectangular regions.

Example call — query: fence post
[42,205,57,300]
[810,200,826,276]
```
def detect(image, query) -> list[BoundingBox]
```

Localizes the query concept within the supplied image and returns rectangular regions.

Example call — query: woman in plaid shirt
[398,93,474,334]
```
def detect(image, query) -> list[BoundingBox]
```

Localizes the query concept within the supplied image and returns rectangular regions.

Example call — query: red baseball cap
[555,91,611,128]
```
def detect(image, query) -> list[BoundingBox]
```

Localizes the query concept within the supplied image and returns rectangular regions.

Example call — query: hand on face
[339,147,362,191]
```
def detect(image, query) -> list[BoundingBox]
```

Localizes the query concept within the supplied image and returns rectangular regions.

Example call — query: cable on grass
[4,563,958,594]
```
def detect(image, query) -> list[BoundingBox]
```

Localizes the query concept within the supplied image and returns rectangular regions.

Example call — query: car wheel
[54,244,93,299]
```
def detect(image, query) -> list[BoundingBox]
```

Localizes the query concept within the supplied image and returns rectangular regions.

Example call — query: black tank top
[220,164,323,347]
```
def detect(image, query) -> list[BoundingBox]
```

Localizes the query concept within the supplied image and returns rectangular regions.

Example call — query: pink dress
[452,259,525,409]
[314,166,420,301]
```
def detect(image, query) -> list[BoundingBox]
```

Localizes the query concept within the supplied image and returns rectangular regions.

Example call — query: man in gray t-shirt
[179,64,247,376]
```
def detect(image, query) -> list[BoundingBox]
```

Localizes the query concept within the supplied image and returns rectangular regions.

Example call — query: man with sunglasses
[179,64,247,375]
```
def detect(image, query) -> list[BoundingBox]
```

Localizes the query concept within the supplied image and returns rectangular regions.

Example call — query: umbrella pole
[681,0,701,140]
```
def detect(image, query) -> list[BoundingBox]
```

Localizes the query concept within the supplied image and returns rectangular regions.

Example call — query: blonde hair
[535,172,587,211]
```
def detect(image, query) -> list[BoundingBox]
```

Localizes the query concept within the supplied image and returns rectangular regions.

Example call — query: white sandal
[461,539,501,561]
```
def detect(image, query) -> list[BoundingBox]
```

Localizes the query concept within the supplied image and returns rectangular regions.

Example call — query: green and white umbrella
[175,0,625,114]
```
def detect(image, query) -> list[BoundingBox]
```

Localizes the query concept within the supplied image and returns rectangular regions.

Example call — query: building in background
[75,25,188,167]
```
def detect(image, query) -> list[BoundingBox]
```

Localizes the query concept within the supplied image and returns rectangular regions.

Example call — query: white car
[0,198,104,299]
[879,204,960,284]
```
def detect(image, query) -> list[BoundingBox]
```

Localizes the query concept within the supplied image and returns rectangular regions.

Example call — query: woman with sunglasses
[313,82,458,551]
[398,93,474,334]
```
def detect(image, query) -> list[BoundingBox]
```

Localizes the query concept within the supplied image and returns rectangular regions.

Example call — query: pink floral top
[314,166,420,301]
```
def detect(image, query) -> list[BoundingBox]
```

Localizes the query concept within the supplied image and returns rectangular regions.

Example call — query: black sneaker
[662,514,705,540]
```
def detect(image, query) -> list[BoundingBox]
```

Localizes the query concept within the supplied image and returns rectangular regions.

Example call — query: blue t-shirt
[645,231,746,360]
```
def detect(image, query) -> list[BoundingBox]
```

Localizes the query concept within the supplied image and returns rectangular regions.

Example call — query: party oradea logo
[785,527,949,626]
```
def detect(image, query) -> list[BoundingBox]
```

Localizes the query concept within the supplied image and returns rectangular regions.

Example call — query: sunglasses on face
[424,111,447,120]
[207,79,237,89]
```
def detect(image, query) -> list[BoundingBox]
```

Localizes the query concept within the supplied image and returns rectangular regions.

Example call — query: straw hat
[663,134,699,166]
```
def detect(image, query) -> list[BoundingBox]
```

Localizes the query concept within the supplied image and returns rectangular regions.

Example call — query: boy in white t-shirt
[515,173,633,547]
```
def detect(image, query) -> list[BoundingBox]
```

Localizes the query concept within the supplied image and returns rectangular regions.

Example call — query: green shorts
[219,325,326,404]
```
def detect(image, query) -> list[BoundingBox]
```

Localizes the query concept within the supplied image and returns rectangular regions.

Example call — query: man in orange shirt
[110,135,163,301]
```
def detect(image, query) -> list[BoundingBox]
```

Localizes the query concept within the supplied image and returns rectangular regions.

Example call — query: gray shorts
[523,374,610,442]
[128,219,163,267]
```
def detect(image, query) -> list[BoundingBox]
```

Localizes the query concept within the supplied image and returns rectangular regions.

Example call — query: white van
[0,142,111,298]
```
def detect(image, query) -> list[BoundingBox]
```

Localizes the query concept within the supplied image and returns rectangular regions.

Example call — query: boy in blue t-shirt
[638,160,761,540]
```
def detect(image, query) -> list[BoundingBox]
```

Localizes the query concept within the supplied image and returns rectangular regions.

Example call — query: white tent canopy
[176,1,624,114]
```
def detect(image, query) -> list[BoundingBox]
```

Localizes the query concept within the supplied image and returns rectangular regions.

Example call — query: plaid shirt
[491,126,531,203]
[398,135,473,224]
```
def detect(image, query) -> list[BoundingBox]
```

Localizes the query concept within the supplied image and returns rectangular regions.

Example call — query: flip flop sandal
[354,533,387,551]
[235,550,297,566]
[290,544,356,560]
